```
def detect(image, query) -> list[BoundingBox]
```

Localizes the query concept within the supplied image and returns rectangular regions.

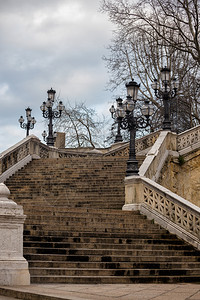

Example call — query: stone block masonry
[0,183,30,285]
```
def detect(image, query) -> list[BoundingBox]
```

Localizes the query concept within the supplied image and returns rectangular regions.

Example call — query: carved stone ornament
[143,184,200,239]
[177,126,200,150]
[0,183,17,207]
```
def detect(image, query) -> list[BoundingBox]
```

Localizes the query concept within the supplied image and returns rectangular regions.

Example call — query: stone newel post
[0,183,30,285]
[123,176,144,211]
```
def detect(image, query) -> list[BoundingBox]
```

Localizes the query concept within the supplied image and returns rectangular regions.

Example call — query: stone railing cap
[0,183,17,206]
[0,134,40,158]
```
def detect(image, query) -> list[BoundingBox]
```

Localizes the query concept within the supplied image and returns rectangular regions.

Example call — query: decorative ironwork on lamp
[110,80,153,176]
[40,88,65,146]
[18,107,36,136]
[151,66,178,130]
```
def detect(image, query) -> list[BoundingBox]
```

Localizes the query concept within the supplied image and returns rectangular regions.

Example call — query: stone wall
[158,149,200,207]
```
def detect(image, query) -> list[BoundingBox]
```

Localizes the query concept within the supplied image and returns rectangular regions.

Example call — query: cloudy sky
[0,0,118,153]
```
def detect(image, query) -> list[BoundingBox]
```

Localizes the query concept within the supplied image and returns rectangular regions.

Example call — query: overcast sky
[0,0,118,153]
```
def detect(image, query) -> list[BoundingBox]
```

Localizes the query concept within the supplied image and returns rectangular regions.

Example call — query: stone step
[8,180,125,185]
[25,223,159,232]
[24,225,168,235]
[30,275,200,284]
[23,235,186,245]
[23,213,159,226]
[23,207,137,215]
[24,219,159,229]
[23,203,125,209]
[23,231,176,239]
[23,199,124,203]
[23,247,199,257]
[25,214,147,223]
[29,267,200,277]
[8,177,125,183]
[24,253,200,263]
[24,210,144,221]
[28,260,200,269]
[23,241,193,251]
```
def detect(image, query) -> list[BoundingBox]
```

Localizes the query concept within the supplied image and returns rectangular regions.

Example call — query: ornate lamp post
[110,80,153,176]
[151,66,178,130]
[42,130,47,142]
[42,130,57,143]
[18,107,36,136]
[110,97,123,143]
[40,88,65,146]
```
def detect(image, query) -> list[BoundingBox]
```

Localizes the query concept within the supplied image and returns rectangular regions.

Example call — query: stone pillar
[0,183,30,285]
[122,175,144,211]
[55,132,65,149]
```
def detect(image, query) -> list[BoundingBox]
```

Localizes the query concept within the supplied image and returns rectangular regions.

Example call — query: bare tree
[101,0,200,65]
[54,101,109,148]
[101,0,200,132]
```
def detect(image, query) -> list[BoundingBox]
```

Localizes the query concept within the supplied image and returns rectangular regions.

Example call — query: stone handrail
[124,176,200,249]
[139,125,200,182]
[0,154,33,183]
[123,125,200,249]
[105,130,161,157]
[177,124,200,151]
[0,135,52,181]
[142,178,200,249]
[139,131,177,181]
[58,148,103,158]
[0,135,39,175]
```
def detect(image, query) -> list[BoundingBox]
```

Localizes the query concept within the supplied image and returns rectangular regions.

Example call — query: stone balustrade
[135,130,161,152]
[143,178,200,246]
[0,135,44,174]
[105,130,161,157]
[0,135,53,182]
[0,130,161,182]
[177,124,200,151]
[139,131,177,181]
[1,124,200,179]
[124,176,200,249]
[124,125,200,249]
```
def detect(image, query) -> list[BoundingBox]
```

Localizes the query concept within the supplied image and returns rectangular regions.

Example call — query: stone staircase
[5,156,200,283]
[6,157,127,209]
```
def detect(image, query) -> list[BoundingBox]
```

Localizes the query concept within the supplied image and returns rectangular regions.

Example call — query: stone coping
[0,135,40,158]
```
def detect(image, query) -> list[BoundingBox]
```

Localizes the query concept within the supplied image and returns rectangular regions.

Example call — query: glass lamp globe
[141,100,154,117]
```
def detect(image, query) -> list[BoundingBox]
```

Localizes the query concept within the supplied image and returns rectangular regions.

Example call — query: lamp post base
[47,136,55,147]
[115,134,123,143]
[162,120,171,131]
[126,158,139,176]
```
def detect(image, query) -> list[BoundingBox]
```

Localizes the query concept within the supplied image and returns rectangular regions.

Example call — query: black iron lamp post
[40,88,65,146]
[110,97,124,143]
[18,107,36,136]
[110,80,153,176]
[151,66,178,130]
[42,130,57,143]
[42,130,47,142]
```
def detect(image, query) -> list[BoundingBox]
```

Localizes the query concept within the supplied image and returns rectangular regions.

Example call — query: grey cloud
[0,0,114,152]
